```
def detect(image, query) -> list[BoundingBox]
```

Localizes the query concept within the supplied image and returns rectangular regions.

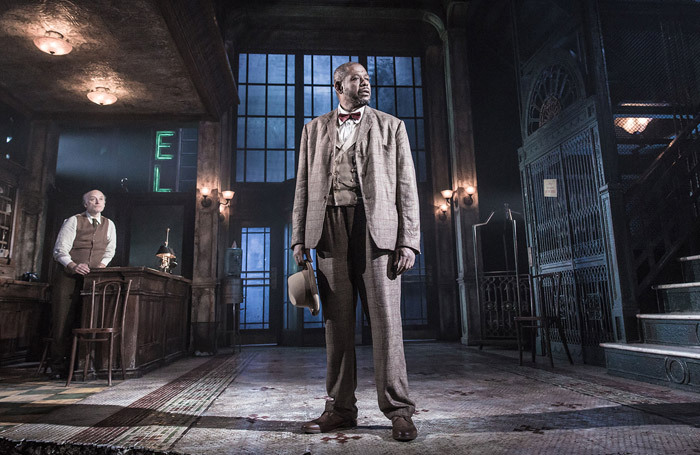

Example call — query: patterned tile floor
[0,366,111,434]
[1,343,699,454]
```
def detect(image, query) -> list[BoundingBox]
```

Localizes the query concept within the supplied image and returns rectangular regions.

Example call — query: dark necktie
[92,218,98,229]
[338,111,361,124]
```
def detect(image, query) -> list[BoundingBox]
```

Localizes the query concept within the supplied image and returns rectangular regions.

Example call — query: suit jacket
[292,106,421,253]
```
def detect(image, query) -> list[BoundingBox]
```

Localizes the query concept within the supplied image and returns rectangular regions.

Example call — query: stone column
[424,44,460,339]
[191,120,221,354]
[424,4,481,345]
[445,25,481,346]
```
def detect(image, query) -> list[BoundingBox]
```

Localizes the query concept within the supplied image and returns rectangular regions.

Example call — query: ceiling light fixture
[33,30,73,55]
[615,117,652,134]
[87,87,118,105]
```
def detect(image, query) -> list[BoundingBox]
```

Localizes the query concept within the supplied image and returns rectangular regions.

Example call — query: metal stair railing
[625,112,700,299]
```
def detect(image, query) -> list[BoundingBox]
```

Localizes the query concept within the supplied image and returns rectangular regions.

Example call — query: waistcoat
[328,128,362,206]
[69,214,110,268]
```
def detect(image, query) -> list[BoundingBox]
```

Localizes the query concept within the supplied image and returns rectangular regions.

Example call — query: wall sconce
[441,184,477,208]
[438,203,449,221]
[219,190,235,221]
[220,190,235,206]
[200,187,235,210]
[201,187,213,207]
[33,30,73,55]
[464,185,476,206]
[440,189,454,201]
[87,87,118,105]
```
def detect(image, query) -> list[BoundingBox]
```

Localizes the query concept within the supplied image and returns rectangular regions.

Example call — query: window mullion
[295,53,304,175]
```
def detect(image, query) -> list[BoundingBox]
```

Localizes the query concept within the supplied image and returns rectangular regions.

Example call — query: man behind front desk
[292,62,421,441]
[50,189,116,378]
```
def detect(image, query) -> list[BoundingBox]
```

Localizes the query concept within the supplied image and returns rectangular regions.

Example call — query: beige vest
[69,214,110,268]
[328,129,362,206]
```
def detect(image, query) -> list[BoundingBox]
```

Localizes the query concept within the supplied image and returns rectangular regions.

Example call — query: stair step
[651,282,700,313]
[601,343,700,391]
[679,255,700,283]
[637,314,700,346]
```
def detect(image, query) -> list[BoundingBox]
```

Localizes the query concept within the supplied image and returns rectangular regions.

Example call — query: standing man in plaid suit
[292,61,420,442]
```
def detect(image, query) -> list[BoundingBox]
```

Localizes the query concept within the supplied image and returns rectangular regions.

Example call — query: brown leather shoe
[392,416,417,441]
[301,411,357,434]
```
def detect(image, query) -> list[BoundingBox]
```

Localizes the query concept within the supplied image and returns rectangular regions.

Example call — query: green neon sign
[155,131,175,160]
[153,130,176,192]
[153,165,172,192]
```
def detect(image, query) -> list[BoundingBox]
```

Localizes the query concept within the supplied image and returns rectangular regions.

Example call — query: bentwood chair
[66,279,132,386]
[514,272,573,367]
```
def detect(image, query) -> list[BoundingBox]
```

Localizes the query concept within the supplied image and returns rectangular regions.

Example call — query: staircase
[601,255,700,391]
[601,108,700,391]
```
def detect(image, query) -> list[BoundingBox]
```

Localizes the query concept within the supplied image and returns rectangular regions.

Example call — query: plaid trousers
[315,203,415,420]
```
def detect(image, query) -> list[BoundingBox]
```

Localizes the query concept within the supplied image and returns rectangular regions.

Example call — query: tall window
[400,235,428,325]
[236,53,431,332]
[368,56,427,182]
[303,55,358,123]
[240,227,271,329]
[236,53,425,182]
[236,54,296,182]
[283,223,322,329]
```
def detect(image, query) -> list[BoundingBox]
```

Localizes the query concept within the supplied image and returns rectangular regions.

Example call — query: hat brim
[287,261,320,316]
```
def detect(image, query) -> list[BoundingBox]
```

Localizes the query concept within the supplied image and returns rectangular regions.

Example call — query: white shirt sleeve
[53,216,77,267]
[100,219,116,266]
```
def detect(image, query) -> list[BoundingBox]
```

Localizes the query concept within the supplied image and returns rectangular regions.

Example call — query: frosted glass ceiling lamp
[33,30,73,55]
[615,117,652,134]
[87,87,118,105]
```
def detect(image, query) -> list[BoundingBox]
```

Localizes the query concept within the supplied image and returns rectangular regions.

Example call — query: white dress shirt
[337,105,365,144]
[53,212,116,267]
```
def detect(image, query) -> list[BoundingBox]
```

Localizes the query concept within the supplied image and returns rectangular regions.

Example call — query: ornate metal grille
[521,107,616,357]
[576,265,615,345]
[538,267,615,347]
[561,130,604,259]
[527,150,571,265]
[478,272,531,341]
[526,64,580,136]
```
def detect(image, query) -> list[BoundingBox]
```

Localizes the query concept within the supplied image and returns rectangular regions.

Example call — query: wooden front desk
[0,279,49,365]
[81,267,190,377]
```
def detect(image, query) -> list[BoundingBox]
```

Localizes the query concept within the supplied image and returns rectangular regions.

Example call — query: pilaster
[191,120,221,353]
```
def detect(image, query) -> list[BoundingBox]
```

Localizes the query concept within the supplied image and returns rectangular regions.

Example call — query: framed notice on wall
[543,179,557,198]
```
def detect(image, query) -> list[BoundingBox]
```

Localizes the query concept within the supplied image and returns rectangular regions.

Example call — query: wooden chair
[514,272,573,367]
[66,279,132,386]
[35,333,53,376]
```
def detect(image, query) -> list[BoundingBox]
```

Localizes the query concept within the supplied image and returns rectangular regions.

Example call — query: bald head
[82,189,106,216]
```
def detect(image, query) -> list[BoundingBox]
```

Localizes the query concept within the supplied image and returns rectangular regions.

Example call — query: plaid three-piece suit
[292,106,420,419]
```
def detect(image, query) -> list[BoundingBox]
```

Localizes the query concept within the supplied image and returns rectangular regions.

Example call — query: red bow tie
[338,111,361,123]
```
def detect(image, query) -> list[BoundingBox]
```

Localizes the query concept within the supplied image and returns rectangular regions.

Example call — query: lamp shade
[87,87,118,105]
[33,31,72,55]
[156,244,176,258]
